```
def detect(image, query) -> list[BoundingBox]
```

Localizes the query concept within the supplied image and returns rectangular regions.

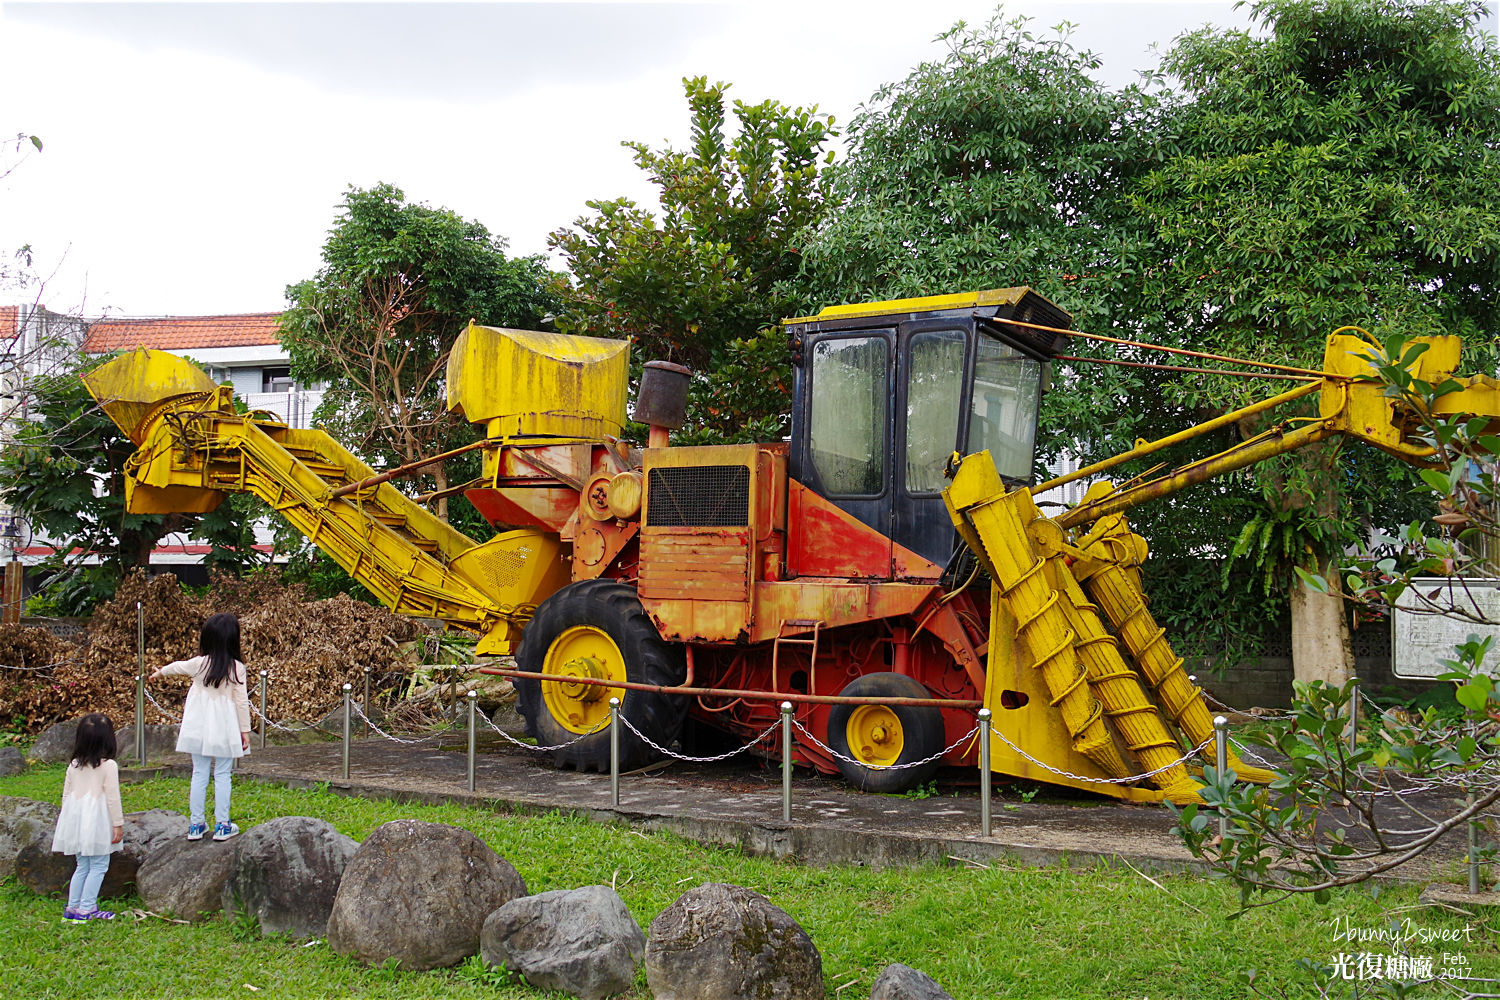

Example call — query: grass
[2,765,1498,999]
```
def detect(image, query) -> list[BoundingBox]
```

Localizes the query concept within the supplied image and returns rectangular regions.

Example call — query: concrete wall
[1194,619,1446,710]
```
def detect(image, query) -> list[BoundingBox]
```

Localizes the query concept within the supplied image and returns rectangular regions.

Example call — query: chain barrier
[142,687,182,723]
[619,715,783,764]
[347,702,445,746]
[474,703,611,752]
[987,728,1217,786]
[0,656,82,674]
[792,719,979,772]
[1197,686,1298,721]
[248,700,323,734]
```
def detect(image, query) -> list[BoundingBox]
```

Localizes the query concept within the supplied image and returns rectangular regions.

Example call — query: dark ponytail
[71,713,117,768]
[199,613,244,688]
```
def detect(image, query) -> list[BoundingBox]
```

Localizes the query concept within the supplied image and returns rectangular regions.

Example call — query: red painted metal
[785,482,892,578]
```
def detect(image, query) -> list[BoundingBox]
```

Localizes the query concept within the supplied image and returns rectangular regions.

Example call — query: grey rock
[14,807,185,899]
[0,796,58,871]
[871,964,954,1000]
[0,746,24,777]
[30,719,82,763]
[221,816,356,938]
[137,838,237,921]
[327,819,527,971]
[481,885,644,1000]
[645,883,823,1000]
[115,724,184,762]
[32,719,181,763]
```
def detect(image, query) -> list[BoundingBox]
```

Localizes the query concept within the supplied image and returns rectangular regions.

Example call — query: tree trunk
[1290,551,1354,687]
[432,459,449,524]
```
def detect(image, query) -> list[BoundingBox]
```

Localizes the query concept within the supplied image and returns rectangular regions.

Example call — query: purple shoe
[62,908,86,923]
[81,909,115,921]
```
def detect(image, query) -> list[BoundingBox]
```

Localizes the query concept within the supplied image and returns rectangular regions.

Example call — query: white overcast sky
[2,0,1496,318]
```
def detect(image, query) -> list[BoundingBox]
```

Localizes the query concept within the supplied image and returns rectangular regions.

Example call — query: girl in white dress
[52,713,124,922]
[150,613,252,842]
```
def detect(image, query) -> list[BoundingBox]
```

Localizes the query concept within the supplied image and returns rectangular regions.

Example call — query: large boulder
[327,819,527,971]
[221,817,356,938]
[645,883,823,1000]
[114,724,184,763]
[0,796,58,871]
[481,885,644,999]
[32,720,180,764]
[871,964,954,1000]
[645,881,828,1000]
[14,807,185,899]
[0,746,25,777]
[29,720,81,763]
[137,838,238,921]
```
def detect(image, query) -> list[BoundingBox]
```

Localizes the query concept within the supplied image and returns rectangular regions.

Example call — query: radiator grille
[647,465,750,527]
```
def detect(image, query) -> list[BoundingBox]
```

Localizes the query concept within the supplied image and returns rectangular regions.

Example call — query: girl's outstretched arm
[149,657,201,682]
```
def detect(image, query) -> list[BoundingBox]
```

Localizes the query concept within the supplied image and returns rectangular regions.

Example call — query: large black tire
[827,672,944,793]
[515,579,687,772]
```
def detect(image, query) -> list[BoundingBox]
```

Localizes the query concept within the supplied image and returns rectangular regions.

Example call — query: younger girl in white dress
[150,613,252,842]
[52,713,124,922]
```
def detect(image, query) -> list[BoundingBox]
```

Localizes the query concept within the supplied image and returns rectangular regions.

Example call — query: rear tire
[827,672,944,793]
[515,579,686,772]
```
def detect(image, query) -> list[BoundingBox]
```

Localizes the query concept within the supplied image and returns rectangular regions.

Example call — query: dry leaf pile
[0,569,433,733]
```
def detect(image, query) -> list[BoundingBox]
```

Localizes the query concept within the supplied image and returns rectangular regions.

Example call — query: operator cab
[785,288,1071,568]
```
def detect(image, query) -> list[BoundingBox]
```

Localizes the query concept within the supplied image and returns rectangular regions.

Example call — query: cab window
[905,330,965,494]
[810,336,888,495]
[967,334,1041,482]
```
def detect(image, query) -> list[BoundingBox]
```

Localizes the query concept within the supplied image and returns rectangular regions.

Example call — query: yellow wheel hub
[542,625,626,734]
[847,704,904,767]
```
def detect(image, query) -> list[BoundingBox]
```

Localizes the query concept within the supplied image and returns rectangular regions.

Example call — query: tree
[793,3,1500,676]
[1121,0,1500,687]
[1176,337,1500,915]
[280,183,555,523]
[549,77,837,444]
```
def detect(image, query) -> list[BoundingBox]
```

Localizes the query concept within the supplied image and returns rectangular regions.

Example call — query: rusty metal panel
[785,481,893,579]
[639,527,751,602]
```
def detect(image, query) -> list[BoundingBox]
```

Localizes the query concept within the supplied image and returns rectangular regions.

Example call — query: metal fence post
[363,666,372,735]
[609,697,620,807]
[1214,715,1229,841]
[466,690,477,793]
[258,670,268,749]
[1468,788,1480,894]
[781,701,794,823]
[341,682,352,780]
[978,709,993,837]
[136,601,146,766]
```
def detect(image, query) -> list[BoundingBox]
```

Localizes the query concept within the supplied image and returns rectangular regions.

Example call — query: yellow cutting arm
[83,348,569,653]
[944,330,1500,803]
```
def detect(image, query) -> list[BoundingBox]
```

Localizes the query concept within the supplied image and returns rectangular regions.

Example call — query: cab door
[790,330,895,578]
[893,323,970,567]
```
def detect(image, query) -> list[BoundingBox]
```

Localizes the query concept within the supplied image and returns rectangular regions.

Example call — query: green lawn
[1,765,1495,999]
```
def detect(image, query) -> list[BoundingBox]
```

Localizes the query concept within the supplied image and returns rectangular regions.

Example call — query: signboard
[1391,578,1500,679]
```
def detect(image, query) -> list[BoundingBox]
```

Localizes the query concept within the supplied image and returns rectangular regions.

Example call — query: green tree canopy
[280,183,555,523]
[550,77,837,443]
[792,2,1500,667]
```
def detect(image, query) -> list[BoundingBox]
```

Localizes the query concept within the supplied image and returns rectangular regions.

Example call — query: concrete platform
[134,730,1471,879]
[132,730,1201,873]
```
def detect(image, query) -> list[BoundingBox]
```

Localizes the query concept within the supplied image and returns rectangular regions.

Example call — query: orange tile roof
[0,306,17,341]
[83,313,283,352]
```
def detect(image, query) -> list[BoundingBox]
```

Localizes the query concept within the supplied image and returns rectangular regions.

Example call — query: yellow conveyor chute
[83,348,568,653]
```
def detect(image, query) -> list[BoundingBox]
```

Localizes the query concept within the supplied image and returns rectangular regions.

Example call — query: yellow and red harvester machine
[83,289,1500,803]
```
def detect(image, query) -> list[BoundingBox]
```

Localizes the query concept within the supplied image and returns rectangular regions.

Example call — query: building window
[262,366,294,393]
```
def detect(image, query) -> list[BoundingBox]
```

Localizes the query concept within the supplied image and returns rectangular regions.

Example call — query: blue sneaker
[62,908,86,923]
[186,822,208,841]
[212,821,240,842]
